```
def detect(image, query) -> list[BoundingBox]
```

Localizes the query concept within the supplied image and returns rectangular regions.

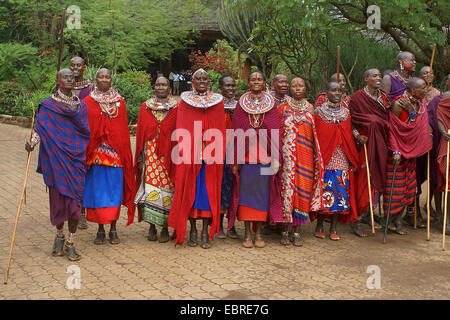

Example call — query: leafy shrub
[0,81,28,116]
[113,70,153,124]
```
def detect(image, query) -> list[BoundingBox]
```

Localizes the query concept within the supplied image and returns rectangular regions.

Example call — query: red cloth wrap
[227,100,283,229]
[437,98,450,190]
[134,102,177,221]
[168,99,226,246]
[389,97,432,159]
[83,95,136,226]
[349,89,390,194]
[312,113,361,223]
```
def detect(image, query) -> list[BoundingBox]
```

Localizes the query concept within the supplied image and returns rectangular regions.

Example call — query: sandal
[51,236,65,257]
[254,236,265,248]
[280,231,291,246]
[291,233,303,247]
[393,222,408,235]
[109,230,120,244]
[227,228,239,239]
[94,231,106,245]
[216,229,226,239]
[64,244,81,261]
[188,230,198,247]
[242,236,253,248]
[314,226,325,239]
[159,228,169,243]
[329,231,340,241]
[351,222,368,238]
[147,227,157,241]
[200,234,211,249]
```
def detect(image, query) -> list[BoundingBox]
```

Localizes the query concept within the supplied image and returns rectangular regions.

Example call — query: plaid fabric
[35,97,90,201]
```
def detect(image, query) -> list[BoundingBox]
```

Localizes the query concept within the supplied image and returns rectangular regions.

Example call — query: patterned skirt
[135,139,174,227]
[383,157,416,216]
[319,169,350,214]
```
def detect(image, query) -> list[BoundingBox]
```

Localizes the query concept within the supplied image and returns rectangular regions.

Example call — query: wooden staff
[364,144,375,234]
[56,8,66,73]
[443,129,450,251]
[414,196,417,229]
[336,45,340,82]
[426,44,437,240]
[4,102,35,284]
[427,152,431,240]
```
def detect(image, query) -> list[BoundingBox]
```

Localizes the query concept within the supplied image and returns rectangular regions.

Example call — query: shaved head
[363,68,380,79]
[155,76,169,86]
[396,51,414,65]
[96,68,111,78]
[70,56,84,65]
[273,74,288,82]
[330,73,345,82]
[406,77,425,92]
[327,81,340,90]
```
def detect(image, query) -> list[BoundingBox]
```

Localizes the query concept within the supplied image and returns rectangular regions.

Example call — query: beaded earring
[400,61,404,71]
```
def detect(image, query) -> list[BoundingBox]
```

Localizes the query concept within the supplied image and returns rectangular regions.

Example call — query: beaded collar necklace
[180,91,223,109]
[287,98,309,112]
[270,91,291,105]
[364,86,387,111]
[393,70,413,87]
[52,89,80,108]
[404,91,425,114]
[239,92,275,115]
[90,87,121,118]
[145,96,177,111]
[317,101,349,123]
[72,79,91,90]
[90,87,121,103]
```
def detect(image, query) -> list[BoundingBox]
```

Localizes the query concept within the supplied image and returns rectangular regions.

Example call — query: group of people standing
[26,51,450,261]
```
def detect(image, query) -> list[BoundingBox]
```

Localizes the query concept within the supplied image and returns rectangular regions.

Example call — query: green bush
[113,70,153,124]
[0,81,28,116]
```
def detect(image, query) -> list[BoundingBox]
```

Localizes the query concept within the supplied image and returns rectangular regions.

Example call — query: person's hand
[393,153,401,166]
[232,165,239,175]
[442,131,450,142]
[397,98,413,113]
[357,134,368,144]
[25,141,34,152]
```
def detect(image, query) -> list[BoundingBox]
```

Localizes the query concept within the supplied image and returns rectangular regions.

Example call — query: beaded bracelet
[352,129,360,138]
[409,111,416,118]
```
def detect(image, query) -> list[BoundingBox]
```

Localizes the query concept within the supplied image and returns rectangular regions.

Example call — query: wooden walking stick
[443,129,450,251]
[363,144,375,234]
[336,45,341,82]
[414,196,417,229]
[426,44,437,238]
[56,8,66,74]
[427,152,431,240]
[4,102,35,285]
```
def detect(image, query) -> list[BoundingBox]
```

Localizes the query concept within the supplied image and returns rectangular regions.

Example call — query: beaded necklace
[364,86,387,111]
[51,89,80,109]
[317,102,349,123]
[180,91,223,110]
[240,92,275,128]
[145,96,177,110]
[392,70,413,87]
[90,87,121,118]
[72,79,91,90]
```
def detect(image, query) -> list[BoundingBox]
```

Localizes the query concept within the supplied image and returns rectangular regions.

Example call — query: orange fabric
[237,205,268,222]
[86,206,121,224]
[189,208,212,219]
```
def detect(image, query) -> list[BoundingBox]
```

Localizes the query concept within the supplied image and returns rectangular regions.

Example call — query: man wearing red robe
[349,68,390,236]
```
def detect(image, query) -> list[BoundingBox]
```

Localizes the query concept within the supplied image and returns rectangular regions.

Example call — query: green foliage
[216,0,272,78]
[113,70,153,124]
[207,69,222,93]
[0,81,27,116]
[0,43,39,81]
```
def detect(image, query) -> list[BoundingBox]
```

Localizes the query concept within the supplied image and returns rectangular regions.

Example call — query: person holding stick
[436,90,450,236]
[25,69,90,261]
[348,69,391,236]
[383,78,432,235]
[425,74,450,223]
